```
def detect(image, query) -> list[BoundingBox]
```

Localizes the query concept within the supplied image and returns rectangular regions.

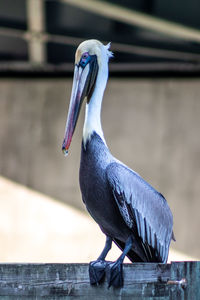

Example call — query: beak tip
[62,145,69,157]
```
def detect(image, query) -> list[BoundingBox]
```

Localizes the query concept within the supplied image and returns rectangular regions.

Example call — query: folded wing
[106,162,174,263]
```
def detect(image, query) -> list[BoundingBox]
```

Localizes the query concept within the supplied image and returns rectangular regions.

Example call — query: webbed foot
[106,260,123,288]
[89,260,107,285]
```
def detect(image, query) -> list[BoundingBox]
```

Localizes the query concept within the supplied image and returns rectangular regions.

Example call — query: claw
[89,260,107,285]
[106,261,123,288]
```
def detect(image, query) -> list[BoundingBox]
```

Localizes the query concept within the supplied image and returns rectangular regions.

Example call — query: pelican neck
[83,62,108,148]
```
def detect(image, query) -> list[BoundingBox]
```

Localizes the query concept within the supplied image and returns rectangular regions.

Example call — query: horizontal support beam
[0,62,200,75]
[1,27,200,63]
[63,0,200,43]
[0,262,199,298]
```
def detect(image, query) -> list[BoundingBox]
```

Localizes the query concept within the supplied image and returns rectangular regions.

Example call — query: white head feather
[75,40,112,147]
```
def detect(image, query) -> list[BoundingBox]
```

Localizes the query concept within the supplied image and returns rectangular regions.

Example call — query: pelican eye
[79,52,91,68]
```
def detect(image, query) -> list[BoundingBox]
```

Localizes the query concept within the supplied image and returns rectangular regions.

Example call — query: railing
[0,261,199,299]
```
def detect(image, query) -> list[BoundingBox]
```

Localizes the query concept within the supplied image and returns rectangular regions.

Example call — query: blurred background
[0,0,200,262]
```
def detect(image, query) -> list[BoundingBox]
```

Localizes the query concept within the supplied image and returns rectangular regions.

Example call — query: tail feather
[113,237,163,263]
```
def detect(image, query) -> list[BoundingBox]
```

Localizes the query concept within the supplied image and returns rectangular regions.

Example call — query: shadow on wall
[0,176,198,262]
[0,77,200,258]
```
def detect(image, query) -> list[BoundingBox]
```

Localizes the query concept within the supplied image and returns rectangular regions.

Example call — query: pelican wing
[106,162,174,262]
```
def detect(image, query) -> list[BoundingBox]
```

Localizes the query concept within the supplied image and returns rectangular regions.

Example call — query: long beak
[62,56,98,155]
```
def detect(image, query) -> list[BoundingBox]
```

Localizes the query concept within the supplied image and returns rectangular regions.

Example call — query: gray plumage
[80,132,174,263]
[107,162,174,263]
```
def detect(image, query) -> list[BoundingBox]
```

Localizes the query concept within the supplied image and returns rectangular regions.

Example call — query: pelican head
[62,39,112,155]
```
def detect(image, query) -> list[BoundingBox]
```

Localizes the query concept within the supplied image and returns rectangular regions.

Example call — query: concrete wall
[0,78,200,258]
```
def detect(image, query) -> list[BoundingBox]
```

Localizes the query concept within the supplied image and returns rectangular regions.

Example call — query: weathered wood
[0,262,199,299]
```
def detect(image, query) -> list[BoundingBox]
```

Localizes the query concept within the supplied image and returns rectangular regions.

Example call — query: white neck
[83,52,109,148]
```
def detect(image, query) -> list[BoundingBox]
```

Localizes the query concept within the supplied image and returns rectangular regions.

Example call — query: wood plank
[0,262,199,299]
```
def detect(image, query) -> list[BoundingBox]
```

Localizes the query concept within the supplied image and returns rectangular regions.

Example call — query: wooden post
[0,262,199,299]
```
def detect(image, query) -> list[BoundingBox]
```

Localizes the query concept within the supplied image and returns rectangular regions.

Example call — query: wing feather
[106,162,174,262]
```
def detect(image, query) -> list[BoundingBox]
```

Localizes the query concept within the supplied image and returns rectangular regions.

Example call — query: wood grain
[0,262,199,299]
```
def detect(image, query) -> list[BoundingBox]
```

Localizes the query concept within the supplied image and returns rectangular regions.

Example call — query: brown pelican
[62,39,175,288]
